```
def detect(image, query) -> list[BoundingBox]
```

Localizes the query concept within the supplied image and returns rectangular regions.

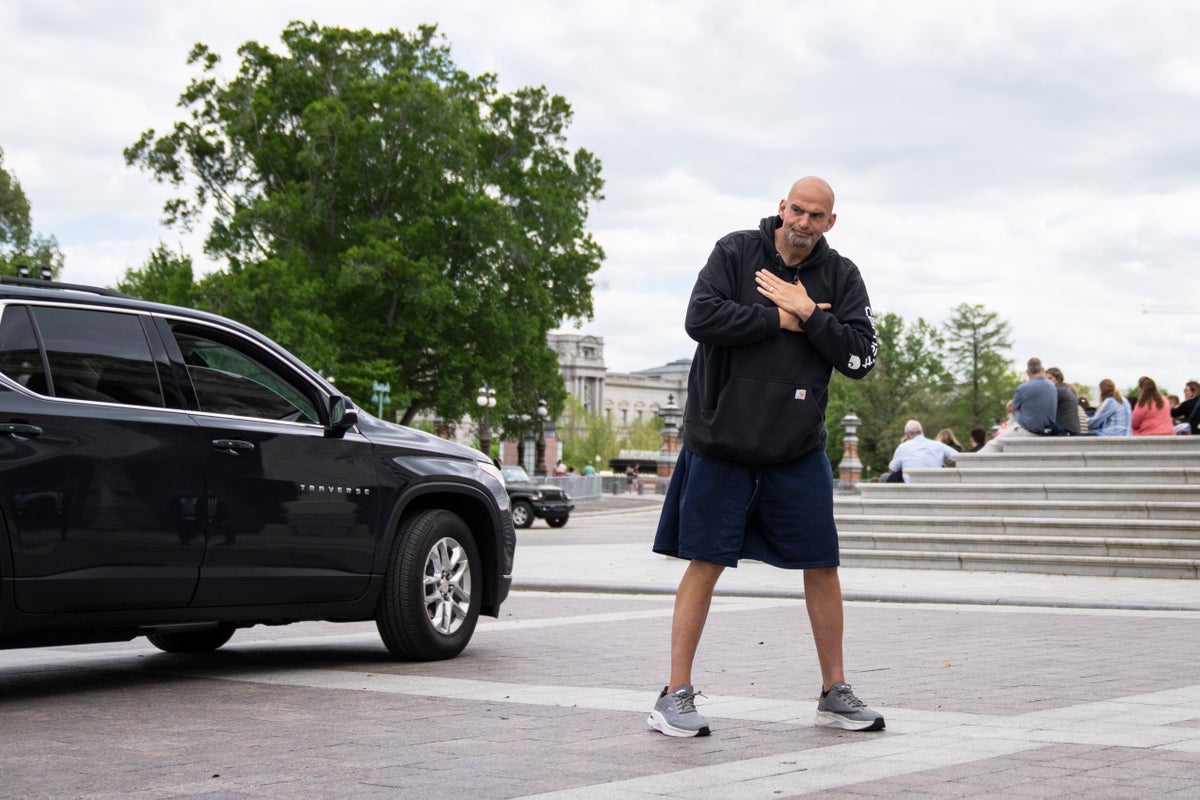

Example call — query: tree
[555,394,619,470]
[116,243,198,307]
[124,22,604,426]
[0,147,64,278]
[837,311,955,475]
[942,303,1016,430]
[620,413,664,452]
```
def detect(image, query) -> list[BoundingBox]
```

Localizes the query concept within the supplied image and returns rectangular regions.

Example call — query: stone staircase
[834,435,1200,578]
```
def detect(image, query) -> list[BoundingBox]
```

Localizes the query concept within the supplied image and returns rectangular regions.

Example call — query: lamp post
[534,398,548,476]
[476,382,496,456]
[838,408,863,491]
[371,380,390,419]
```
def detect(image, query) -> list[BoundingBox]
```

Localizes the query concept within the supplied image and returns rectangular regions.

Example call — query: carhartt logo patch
[794,389,807,400]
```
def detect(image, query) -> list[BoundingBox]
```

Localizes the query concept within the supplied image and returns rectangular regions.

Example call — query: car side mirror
[326,395,359,436]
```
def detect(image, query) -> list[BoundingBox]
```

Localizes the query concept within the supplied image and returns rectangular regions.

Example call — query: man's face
[778,186,836,251]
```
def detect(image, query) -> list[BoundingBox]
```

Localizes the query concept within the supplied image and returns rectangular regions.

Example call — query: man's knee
[677,559,724,594]
[804,566,840,593]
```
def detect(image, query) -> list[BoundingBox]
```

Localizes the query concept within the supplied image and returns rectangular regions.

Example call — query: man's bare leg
[668,559,724,691]
[806,566,885,730]
[804,566,845,691]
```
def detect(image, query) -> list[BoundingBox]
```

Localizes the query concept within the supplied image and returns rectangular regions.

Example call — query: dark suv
[500,465,573,528]
[0,277,514,660]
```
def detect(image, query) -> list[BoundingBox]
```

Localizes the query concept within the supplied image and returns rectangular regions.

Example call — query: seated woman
[1131,376,1176,436]
[1172,381,1200,435]
[1087,379,1132,436]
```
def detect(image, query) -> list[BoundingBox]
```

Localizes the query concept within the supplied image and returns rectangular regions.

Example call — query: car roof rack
[1,275,132,299]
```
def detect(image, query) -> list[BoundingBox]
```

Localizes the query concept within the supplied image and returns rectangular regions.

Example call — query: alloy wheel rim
[423,536,471,635]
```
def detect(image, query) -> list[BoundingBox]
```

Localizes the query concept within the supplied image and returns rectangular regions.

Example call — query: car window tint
[32,306,164,407]
[172,328,319,424]
[0,305,49,393]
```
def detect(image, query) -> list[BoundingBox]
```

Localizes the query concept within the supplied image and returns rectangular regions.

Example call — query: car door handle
[211,438,256,455]
[1,422,43,438]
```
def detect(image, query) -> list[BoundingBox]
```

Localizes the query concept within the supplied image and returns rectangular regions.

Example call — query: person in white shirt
[885,420,958,483]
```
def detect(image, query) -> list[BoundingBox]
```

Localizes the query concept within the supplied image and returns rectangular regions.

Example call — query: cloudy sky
[3,0,1200,402]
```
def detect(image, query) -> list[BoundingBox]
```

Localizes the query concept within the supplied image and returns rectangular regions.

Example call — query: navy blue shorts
[653,447,839,569]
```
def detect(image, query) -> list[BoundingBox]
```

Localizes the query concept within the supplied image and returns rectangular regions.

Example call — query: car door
[160,319,380,607]
[0,302,204,613]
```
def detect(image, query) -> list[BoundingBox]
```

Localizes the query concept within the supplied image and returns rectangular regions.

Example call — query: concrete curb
[511,578,1200,613]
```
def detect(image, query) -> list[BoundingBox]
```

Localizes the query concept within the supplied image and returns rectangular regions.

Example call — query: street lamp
[371,380,390,418]
[476,382,496,456]
[534,398,548,476]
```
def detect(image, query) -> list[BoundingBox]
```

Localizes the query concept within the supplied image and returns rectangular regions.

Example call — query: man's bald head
[787,177,835,211]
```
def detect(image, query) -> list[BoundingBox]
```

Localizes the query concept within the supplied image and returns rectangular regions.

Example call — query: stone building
[548,333,689,431]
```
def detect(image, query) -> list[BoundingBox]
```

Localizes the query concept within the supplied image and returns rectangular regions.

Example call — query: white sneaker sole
[814,710,885,731]
[647,710,711,737]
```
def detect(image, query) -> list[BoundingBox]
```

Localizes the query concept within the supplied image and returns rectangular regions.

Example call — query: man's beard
[786,230,814,249]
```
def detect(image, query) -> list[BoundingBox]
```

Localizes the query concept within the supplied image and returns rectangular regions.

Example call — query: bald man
[648,178,884,738]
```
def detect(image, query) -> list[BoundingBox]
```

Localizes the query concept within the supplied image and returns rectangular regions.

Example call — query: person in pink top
[1131,376,1176,435]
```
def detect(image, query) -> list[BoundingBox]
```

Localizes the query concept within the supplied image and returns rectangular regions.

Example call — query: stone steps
[957,451,1199,470]
[993,435,1200,453]
[904,467,1200,484]
[835,514,1200,540]
[838,547,1199,579]
[835,434,1200,578]
[837,498,1200,521]
[855,483,1200,504]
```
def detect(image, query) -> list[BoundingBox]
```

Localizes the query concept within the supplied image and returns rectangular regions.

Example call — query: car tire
[146,623,236,653]
[546,516,568,528]
[376,509,481,661]
[511,500,535,529]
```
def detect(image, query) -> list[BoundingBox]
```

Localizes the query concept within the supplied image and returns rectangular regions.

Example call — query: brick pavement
[2,589,1199,798]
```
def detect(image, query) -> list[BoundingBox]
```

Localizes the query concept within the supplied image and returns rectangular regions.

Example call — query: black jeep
[0,276,514,660]
[500,465,573,528]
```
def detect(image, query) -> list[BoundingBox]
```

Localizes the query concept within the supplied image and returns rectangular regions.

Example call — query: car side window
[0,305,50,393]
[21,305,164,407]
[171,325,319,424]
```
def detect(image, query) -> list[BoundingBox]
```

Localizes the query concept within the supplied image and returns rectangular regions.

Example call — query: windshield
[500,465,532,484]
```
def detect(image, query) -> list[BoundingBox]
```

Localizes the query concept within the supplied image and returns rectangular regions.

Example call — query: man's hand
[755,269,830,327]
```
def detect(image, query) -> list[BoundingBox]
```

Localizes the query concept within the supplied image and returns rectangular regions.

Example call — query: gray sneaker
[647,684,711,737]
[815,681,885,731]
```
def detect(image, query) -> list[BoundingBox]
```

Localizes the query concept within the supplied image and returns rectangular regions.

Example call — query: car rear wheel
[376,509,481,660]
[146,623,236,653]
[511,500,534,528]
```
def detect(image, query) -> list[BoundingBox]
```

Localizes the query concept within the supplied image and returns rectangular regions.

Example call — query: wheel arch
[380,484,513,618]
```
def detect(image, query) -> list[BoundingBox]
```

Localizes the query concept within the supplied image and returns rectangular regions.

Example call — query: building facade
[548,333,689,431]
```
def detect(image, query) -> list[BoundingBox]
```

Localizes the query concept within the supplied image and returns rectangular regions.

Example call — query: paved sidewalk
[524,498,1200,612]
[2,495,1198,798]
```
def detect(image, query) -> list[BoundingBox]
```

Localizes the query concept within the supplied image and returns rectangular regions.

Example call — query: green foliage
[942,303,1015,430]
[621,413,664,452]
[838,311,954,473]
[123,22,603,427]
[555,394,619,469]
[116,243,197,307]
[0,147,64,279]
[828,304,1016,476]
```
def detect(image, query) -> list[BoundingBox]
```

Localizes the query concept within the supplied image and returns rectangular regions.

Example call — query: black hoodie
[682,215,877,465]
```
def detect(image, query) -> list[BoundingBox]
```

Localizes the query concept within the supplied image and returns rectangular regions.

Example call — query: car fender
[375,468,514,615]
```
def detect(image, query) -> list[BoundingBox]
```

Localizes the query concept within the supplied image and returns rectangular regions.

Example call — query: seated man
[885,420,958,483]
[983,357,1058,450]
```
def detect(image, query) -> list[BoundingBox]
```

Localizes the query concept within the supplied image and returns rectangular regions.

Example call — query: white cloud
[4,0,1200,400]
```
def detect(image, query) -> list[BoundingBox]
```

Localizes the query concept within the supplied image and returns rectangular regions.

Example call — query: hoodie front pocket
[701,376,821,462]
